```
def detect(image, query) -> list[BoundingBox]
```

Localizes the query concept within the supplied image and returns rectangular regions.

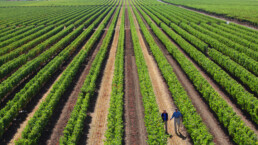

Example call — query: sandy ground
[149,0,258,136]
[45,30,103,145]
[130,4,192,145]
[86,6,122,145]
[171,38,258,136]
[8,74,62,145]
[124,4,148,145]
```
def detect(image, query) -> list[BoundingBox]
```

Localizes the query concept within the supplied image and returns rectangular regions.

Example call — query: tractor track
[130,4,192,145]
[133,4,235,144]
[124,4,148,145]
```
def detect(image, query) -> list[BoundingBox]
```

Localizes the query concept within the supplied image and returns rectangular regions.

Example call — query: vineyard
[162,0,258,26]
[0,0,257,144]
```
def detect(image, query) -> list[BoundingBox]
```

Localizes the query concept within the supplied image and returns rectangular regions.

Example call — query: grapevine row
[59,3,120,144]
[0,26,16,34]
[183,23,258,76]
[142,5,258,95]
[0,6,96,49]
[0,5,112,138]
[141,4,258,76]
[0,25,35,42]
[131,2,214,144]
[211,23,258,45]
[0,6,106,99]
[199,23,258,53]
[0,6,97,55]
[135,1,257,144]
[199,23,258,59]
[0,25,46,48]
[15,16,105,145]
[0,6,105,70]
[223,23,258,39]
[207,49,258,94]
[104,5,125,144]
[128,5,167,144]
[0,26,26,38]
[138,1,258,125]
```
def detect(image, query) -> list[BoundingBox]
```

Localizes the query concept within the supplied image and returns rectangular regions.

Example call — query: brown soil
[38,7,120,145]
[45,32,101,145]
[146,2,258,135]
[75,7,121,145]
[0,33,84,144]
[134,4,235,144]
[1,7,115,145]
[0,67,63,145]
[8,74,62,145]
[161,45,233,145]
[0,25,80,105]
[130,4,192,145]
[124,5,148,145]
[162,30,233,144]
[0,70,37,109]
[86,6,122,145]
[170,38,258,135]
[150,6,258,134]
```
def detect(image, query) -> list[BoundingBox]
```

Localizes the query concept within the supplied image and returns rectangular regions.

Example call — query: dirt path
[166,35,258,135]
[139,2,258,136]
[139,0,258,136]
[124,5,148,145]
[161,46,233,145]
[157,0,258,30]
[153,8,258,134]
[38,6,122,145]
[86,7,122,145]
[7,7,118,145]
[133,4,235,144]
[45,31,104,145]
[157,28,234,144]
[130,4,192,145]
[8,74,62,145]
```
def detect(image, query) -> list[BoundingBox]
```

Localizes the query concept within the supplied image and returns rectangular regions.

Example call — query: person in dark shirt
[161,110,168,134]
[170,108,182,133]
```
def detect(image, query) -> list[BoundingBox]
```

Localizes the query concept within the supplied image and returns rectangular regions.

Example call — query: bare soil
[169,37,258,135]
[147,1,258,135]
[0,70,37,109]
[86,7,122,145]
[45,31,101,145]
[1,38,81,144]
[0,68,63,145]
[0,29,75,104]
[154,10,258,134]
[38,7,119,145]
[76,7,120,145]
[2,7,114,144]
[141,0,258,136]
[158,28,233,145]
[8,74,62,145]
[124,5,148,145]
[130,5,192,145]
[134,4,236,144]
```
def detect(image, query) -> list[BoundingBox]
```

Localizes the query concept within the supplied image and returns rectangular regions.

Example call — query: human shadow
[176,131,187,140]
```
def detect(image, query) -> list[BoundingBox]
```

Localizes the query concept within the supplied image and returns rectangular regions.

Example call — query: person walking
[161,110,168,134]
[170,108,182,134]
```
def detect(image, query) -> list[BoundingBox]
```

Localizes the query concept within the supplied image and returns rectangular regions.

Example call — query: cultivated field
[0,0,257,144]
[162,0,258,26]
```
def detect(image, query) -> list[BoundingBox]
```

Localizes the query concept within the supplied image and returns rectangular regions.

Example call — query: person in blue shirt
[161,110,168,134]
[170,108,182,133]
